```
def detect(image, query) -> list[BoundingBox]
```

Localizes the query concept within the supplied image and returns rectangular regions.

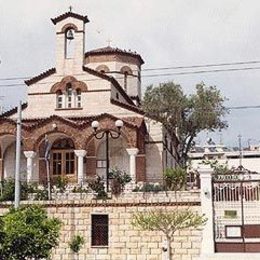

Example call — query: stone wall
[0,191,202,260]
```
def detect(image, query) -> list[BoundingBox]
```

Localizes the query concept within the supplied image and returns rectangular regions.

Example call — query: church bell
[66,29,74,40]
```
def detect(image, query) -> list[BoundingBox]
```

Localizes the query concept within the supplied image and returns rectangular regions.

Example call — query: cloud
[1,0,260,146]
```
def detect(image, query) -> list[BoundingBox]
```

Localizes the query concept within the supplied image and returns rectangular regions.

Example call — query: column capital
[74,149,87,157]
[24,151,36,159]
[126,148,139,156]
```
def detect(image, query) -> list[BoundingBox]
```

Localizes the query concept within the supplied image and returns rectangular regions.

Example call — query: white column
[126,148,139,184]
[199,164,214,257]
[23,151,36,183]
[74,150,87,185]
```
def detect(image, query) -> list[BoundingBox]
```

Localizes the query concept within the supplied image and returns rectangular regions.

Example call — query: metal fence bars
[212,172,260,252]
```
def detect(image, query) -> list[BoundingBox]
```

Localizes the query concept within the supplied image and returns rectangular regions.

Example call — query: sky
[1,0,260,147]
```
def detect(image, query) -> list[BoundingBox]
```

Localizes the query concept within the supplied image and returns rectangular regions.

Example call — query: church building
[0,11,173,187]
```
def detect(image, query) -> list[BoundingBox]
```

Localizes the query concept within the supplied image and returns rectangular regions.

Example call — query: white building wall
[145,119,164,181]
[3,143,27,180]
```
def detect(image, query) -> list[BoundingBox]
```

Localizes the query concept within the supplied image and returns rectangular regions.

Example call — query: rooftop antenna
[238,134,242,168]
[218,130,223,145]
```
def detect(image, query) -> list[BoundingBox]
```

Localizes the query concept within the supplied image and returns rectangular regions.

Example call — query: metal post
[105,131,109,191]
[14,101,22,209]
[238,134,242,167]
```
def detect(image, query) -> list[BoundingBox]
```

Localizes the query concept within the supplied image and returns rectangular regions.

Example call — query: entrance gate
[212,172,260,252]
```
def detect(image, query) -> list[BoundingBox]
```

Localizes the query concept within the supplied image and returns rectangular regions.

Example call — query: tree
[132,209,207,260]
[142,82,228,166]
[0,205,62,260]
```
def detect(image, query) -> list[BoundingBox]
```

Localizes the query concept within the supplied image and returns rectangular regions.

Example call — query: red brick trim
[0,201,200,208]
[85,46,144,65]
[82,66,135,106]
[0,103,28,118]
[51,12,89,25]
[28,92,53,96]
[28,89,110,96]
[50,76,88,93]
[25,68,56,86]
[110,98,145,115]
[55,108,83,111]
[61,23,78,32]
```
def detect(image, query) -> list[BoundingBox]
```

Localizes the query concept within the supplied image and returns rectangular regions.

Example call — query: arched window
[51,138,75,177]
[56,90,63,109]
[96,65,110,74]
[66,83,73,108]
[120,66,133,91]
[76,89,82,108]
[65,28,75,59]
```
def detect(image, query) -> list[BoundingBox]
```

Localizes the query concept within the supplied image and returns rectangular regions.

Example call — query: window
[66,84,73,108]
[120,66,132,91]
[56,91,63,109]
[76,89,81,108]
[51,138,75,177]
[123,71,128,91]
[91,215,109,246]
[65,28,75,59]
[56,83,83,109]
[96,65,109,74]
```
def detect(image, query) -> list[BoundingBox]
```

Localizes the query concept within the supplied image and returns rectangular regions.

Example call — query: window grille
[91,215,109,246]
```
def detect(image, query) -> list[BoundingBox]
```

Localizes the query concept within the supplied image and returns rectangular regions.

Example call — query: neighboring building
[189,142,260,173]
[0,11,174,186]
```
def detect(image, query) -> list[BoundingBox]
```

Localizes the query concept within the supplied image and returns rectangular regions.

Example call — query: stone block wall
[0,191,202,260]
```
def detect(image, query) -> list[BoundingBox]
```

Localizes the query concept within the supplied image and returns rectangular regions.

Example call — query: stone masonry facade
[0,191,202,260]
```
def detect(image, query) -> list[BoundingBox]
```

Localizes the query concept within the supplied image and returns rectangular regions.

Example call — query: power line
[1,65,260,88]
[1,59,260,82]
[142,60,260,72]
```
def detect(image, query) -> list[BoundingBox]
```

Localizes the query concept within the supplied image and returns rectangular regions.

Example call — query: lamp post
[91,119,124,191]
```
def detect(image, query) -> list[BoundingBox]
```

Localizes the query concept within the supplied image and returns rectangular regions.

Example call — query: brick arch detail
[61,23,79,33]
[50,76,88,93]
[84,128,135,150]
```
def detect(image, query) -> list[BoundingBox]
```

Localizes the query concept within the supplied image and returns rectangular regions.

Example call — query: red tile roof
[25,68,56,86]
[0,103,28,118]
[85,46,144,65]
[82,66,136,106]
[51,12,89,25]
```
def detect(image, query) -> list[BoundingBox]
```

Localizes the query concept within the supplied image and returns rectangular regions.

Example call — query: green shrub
[133,183,163,193]
[0,179,34,202]
[69,234,85,253]
[109,168,132,196]
[163,167,187,191]
[87,176,108,200]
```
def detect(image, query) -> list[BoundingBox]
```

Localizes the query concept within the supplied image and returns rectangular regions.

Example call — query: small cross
[69,6,73,12]
[106,39,112,47]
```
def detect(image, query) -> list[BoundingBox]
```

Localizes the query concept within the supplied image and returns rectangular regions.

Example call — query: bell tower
[51,10,89,75]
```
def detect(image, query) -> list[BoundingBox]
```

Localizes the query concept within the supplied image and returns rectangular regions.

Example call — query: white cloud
[1,0,260,146]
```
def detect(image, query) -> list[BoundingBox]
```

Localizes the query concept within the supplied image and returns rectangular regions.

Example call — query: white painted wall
[3,143,27,180]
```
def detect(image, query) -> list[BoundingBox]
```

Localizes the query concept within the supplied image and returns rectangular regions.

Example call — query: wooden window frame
[51,149,76,177]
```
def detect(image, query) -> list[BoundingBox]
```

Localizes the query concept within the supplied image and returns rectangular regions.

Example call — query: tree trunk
[162,238,171,260]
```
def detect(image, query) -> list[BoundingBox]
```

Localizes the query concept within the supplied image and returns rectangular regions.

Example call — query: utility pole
[14,101,22,209]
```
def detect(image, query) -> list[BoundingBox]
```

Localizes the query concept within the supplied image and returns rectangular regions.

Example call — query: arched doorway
[96,136,129,180]
[50,138,75,178]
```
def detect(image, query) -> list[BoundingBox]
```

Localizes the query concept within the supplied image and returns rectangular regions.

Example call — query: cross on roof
[106,39,112,47]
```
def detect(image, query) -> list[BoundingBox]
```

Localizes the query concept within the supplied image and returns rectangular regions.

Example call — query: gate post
[199,164,215,257]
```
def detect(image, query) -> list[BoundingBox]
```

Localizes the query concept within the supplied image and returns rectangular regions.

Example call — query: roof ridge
[51,11,89,25]
[82,66,136,106]
[0,103,28,118]
[25,68,56,86]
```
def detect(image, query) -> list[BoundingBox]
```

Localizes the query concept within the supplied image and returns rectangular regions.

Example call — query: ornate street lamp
[91,119,124,191]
